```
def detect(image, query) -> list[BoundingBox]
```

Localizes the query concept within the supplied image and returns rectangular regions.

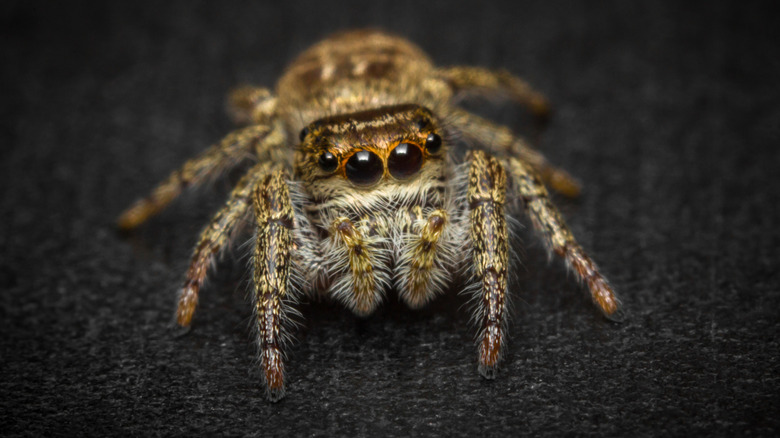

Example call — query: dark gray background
[2,0,778,436]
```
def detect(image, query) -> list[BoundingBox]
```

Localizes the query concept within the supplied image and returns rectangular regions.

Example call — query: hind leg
[227,86,277,126]
[450,108,582,198]
[505,156,621,319]
[437,66,551,126]
[117,119,285,230]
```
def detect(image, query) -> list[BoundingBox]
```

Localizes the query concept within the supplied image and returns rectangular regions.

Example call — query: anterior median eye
[345,150,383,185]
[388,142,423,179]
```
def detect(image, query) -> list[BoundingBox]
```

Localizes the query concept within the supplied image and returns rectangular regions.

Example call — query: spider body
[118,30,621,401]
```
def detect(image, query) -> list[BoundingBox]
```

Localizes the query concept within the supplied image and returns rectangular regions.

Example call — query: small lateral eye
[425,133,442,153]
[299,127,310,142]
[318,151,338,172]
[415,116,430,130]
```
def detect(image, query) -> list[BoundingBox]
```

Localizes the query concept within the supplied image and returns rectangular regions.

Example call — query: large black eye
[425,133,442,153]
[388,143,423,179]
[345,150,383,186]
[318,151,338,173]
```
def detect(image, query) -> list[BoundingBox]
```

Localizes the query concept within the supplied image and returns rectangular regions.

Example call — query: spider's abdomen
[275,30,441,132]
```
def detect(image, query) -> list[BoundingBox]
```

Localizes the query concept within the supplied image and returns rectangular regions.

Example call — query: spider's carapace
[118,29,621,401]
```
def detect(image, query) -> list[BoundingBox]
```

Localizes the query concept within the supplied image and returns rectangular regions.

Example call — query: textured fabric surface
[2,1,778,436]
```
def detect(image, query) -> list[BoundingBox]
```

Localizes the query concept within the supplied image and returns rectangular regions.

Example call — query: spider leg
[176,162,275,327]
[117,119,285,230]
[450,108,581,198]
[227,86,278,126]
[505,156,622,319]
[328,217,382,316]
[253,169,296,402]
[396,209,450,308]
[437,66,550,126]
[467,151,510,379]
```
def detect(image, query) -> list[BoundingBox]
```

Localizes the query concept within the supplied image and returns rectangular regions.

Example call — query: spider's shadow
[293,286,472,358]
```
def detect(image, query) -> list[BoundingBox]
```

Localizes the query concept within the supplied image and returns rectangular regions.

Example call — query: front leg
[467,151,509,379]
[253,169,296,401]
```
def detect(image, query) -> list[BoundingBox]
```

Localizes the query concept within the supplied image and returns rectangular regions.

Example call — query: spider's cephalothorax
[118,30,622,401]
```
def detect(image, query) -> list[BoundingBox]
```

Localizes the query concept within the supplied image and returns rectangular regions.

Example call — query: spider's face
[295,104,445,199]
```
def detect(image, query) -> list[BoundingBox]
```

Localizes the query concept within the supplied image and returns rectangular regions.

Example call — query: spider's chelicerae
[119,30,622,401]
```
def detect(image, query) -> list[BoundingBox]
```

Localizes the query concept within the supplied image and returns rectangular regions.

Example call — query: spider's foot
[170,323,192,338]
[529,94,551,129]
[266,385,286,403]
[546,168,582,198]
[479,363,499,380]
[116,202,148,231]
[598,291,627,323]
[478,323,502,380]
[589,275,623,322]
[176,283,199,327]
[263,347,286,402]
[603,305,627,323]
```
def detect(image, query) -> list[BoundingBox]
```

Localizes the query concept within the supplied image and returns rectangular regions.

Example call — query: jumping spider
[118,30,621,401]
